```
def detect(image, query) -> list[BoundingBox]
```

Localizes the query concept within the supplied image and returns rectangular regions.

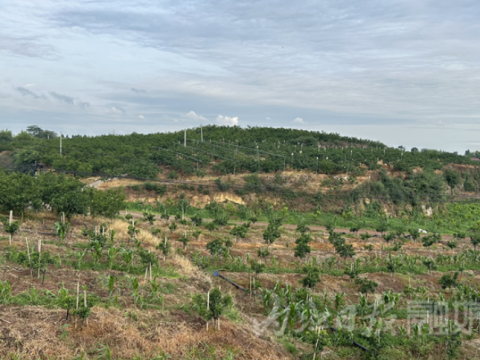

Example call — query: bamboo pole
[8,210,12,245]
[76,282,80,310]
[25,238,31,265]
[25,238,32,277]
[37,239,42,278]
[206,291,210,331]
[84,289,88,326]
[75,282,79,328]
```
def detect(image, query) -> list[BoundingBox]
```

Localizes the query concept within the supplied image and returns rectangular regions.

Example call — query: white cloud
[185,110,207,122]
[111,106,125,114]
[292,117,305,124]
[216,114,238,126]
[138,115,145,119]
[24,83,35,88]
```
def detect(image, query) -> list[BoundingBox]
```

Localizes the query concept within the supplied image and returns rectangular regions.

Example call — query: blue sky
[2,0,480,152]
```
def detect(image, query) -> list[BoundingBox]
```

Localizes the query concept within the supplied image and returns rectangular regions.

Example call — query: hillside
[2,125,480,213]
[2,127,480,359]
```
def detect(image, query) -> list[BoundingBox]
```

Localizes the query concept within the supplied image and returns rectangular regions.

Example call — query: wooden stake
[37,239,42,278]
[25,238,31,265]
[76,282,80,310]
[8,212,12,245]
[75,282,79,329]
[249,275,252,298]
[84,289,88,325]
[149,263,152,281]
[206,291,210,331]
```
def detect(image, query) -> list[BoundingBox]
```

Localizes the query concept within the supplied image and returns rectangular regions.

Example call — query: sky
[2,0,480,152]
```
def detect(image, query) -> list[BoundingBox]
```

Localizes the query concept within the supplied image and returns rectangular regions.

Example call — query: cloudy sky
[2,0,480,152]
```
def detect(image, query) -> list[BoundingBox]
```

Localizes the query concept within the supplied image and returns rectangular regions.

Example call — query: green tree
[192,287,232,329]
[294,233,312,259]
[470,235,480,250]
[230,223,249,243]
[142,212,155,225]
[439,273,459,289]
[263,220,281,249]
[156,239,171,260]
[206,239,227,256]
[1,217,20,244]
[0,172,41,214]
[90,188,126,218]
[444,168,461,195]
[355,277,378,294]
[300,265,321,288]
[337,243,355,260]
[250,260,266,274]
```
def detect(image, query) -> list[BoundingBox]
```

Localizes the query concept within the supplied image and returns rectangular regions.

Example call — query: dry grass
[0,304,290,360]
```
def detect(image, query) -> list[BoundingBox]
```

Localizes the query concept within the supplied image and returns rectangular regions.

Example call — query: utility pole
[184,129,186,147]
[201,125,203,142]
[60,133,62,155]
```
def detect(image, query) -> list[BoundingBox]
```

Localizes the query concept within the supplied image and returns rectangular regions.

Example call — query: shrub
[439,273,459,289]
[168,171,178,179]
[355,277,378,294]
[300,265,320,288]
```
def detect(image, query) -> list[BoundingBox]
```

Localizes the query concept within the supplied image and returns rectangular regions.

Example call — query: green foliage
[192,287,233,321]
[263,219,281,248]
[355,277,378,294]
[257,247,270,259]
[1,218,20,237]
[229,223,250,241]
[204,221,218,232]
[90,188,126,218]
[206,239,228,256]
[360,232,372,241]
[444,320,462,359]
[53,221,70,241]
[294,233,312,259]
[137,248,158,267]
[383,232,395,243]
[470,235,480,249]
[190,214,203,226]
[300,264,320,288]
[0,171,42,214]
[250,260,266,274]
[444,168,461,192]
[422,233,440,247]
[168,222,177,233]
[337,243,355,259]
[142,211,155,225]
[446,241,457,249]
[178,233,190,249]
[439,272,459,289]
[156,240,171,258]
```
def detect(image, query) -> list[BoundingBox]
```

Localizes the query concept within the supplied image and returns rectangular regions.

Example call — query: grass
[125,200,480,236]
